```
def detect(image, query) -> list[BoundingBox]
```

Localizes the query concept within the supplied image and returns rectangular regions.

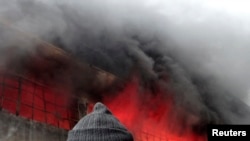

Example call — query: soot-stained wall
[0,111,68,141]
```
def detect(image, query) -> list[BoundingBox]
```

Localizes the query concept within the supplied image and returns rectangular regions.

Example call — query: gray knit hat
[67,102,134,141]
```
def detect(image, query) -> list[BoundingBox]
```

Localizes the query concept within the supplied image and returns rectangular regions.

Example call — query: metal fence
[134,131,169,141]
[0,72,189,141]
[0,72,79,130]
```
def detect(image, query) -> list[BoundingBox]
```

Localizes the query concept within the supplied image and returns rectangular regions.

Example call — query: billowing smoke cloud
[1,0,250,134]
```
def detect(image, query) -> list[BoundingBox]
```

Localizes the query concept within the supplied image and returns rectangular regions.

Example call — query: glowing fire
[103,77,207,141]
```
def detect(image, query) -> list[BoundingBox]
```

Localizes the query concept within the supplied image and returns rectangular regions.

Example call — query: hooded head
[67,102,134,141]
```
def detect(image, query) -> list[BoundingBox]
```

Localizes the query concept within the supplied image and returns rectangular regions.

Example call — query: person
[67,102,134,141]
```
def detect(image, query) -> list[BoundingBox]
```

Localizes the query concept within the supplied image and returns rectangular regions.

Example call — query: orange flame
[103,77,207,141]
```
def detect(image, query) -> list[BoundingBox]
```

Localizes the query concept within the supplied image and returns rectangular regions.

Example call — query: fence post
[42,87,47,124]
[16,77,22,116]
[0,74,5,110]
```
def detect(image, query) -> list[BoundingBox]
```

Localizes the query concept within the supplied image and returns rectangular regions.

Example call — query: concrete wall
[0,110,68,141]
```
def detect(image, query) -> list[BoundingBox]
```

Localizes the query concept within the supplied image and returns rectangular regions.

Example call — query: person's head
[67,102,134,141]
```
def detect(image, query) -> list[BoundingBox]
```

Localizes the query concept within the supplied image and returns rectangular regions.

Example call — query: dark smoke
[1,0,250,134]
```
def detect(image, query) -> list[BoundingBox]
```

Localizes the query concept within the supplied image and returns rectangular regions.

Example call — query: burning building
[0,22,209,141]
[0,20,208,141]
[0,22,119,141]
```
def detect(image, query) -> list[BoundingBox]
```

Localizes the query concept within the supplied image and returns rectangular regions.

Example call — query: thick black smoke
[1,0,250,133]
